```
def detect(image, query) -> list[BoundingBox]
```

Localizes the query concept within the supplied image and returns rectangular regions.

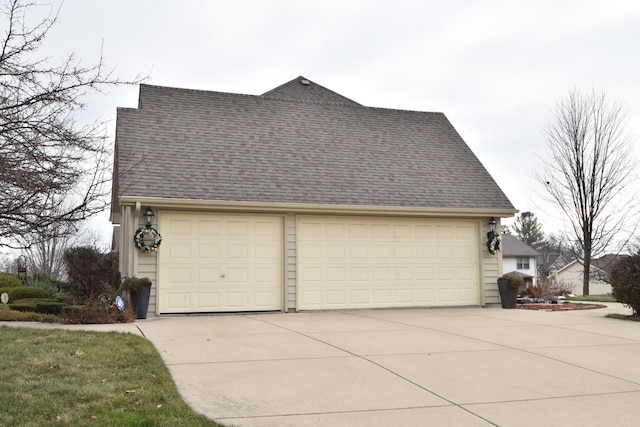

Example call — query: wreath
[486,230,501,255]
[134,226,163,252]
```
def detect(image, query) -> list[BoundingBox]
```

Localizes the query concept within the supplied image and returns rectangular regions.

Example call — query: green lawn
[0,325,225,426]
[564,294,617,303]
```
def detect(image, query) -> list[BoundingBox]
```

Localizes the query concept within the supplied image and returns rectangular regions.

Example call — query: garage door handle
[220,274,225,278]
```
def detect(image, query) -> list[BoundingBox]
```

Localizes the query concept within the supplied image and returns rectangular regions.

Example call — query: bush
[520,280,575,298]
[122,277,152,292]
[61,305,84,314]
[499,274,524,289]
[9,298,64,315]
[60,301,134,324]
[25,277,59,297]
[0,286,50,302]
[611,255,640,316]
[63,246,119,303]
[0,272,22,287]
[35,302,64,315]
[8,298,64,315]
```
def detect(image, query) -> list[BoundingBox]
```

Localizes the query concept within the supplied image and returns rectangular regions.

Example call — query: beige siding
[125,205,159,316]
[119,206,135,278]
[284,213,297,311]
[138,251,158,315]
[481,219,501,305]
[554,262,612,295]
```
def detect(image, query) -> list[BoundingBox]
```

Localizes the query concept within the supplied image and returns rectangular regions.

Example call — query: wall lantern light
[144,207,155,228]
[486,217,500,255]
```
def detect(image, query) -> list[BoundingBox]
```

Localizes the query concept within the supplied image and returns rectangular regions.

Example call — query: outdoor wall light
[486,217,500,255]
[488,217,497,232]
[144,207,155,228]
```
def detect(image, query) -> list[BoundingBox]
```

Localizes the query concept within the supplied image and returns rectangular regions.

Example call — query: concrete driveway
[8,303,639,426]
[130,303,640,427]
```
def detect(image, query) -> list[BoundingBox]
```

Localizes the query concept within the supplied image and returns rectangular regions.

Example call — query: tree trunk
[583,229,591,296]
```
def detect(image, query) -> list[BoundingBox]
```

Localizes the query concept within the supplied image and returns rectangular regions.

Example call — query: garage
[297,216,480,310]
[158,212,283,313]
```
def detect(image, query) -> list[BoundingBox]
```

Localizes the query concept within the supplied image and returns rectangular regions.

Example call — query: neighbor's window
[516,257,530,269]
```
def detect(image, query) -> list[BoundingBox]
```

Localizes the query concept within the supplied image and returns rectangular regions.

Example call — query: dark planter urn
[130,284,151,319]
[497,279,518,309]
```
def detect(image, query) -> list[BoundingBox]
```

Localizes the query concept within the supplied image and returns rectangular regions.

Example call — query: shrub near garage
[610,254,640,316]
[0,272,22,287]
[24,276,59,297]
[0,286,50,302]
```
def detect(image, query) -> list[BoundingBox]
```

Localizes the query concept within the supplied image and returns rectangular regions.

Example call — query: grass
[0,325,225,426]
[564,294,618,303]
[606,313,640,321]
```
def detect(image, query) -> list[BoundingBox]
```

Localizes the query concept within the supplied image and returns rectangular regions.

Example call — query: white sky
[32,0,640,244]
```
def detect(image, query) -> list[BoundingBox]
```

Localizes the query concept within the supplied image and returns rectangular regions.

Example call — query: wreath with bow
[486,230,501,255]
[134,226,163,252]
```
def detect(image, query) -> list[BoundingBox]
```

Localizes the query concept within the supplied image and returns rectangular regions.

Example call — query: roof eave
[118,196,518,218]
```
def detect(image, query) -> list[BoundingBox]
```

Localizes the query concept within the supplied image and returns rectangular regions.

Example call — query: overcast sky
[32,0,640,243]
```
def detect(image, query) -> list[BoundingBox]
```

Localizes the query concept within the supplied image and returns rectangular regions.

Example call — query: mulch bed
[517,303,607,311]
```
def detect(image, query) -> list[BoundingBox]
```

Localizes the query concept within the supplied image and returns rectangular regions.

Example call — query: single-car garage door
[298,216,479,310]
[158,212,283,313]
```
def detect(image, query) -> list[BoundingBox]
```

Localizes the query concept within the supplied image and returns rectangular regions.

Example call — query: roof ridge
[138,83,444,115]
[261,76,362,106]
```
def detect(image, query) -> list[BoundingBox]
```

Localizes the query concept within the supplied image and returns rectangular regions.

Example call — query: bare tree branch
[0,0,147,247]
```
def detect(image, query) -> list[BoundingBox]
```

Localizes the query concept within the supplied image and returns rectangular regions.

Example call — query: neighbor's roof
[501,234,540,257]
[112,76,515,216]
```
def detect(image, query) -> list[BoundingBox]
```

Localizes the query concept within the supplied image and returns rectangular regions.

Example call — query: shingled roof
[501,234,540,257]
[112,76,515,216]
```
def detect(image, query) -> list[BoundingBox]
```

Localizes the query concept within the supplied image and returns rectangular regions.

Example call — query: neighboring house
[537,252,569,279]
[110,76,516,315]
[551,260,611,295]
[501,234,540,286]
[592,254,628,279]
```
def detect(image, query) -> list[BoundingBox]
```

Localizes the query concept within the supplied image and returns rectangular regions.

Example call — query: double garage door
[158,212,480,313]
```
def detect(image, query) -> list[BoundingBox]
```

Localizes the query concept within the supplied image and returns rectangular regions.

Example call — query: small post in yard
[17,255,27,283]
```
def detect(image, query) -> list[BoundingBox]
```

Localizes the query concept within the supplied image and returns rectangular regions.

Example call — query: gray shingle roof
[501,234,540,257]
[112,77,515,213]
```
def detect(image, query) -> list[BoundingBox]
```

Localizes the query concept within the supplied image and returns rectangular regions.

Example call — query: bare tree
[0,0,144,248]
[537,89,636,295]
[18,218,77,280]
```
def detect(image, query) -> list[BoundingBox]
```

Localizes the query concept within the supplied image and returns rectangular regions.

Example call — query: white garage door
[158,212,283,313]
[298,216,479,310]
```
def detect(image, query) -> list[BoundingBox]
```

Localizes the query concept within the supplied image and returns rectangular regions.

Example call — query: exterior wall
[138,251,158,314]
[124,205,159,316]
[481,220,501,305]
[555,263,611,295]
[118,205,134,279]
[503,256,537,285]
[123,207,509,313]
[284,213,297,311]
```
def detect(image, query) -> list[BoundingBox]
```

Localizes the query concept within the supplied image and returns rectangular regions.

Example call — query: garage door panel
[198,220,220,235]
[197,293,220,309]
[170,242,191,258]
[197,268,220,284]
[298,216,479,310]
[169,219,192,235]
[159,212,283,313]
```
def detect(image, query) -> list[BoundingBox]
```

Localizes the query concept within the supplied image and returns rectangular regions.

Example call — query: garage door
[158,212,283,313]
[298,216,479,310]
